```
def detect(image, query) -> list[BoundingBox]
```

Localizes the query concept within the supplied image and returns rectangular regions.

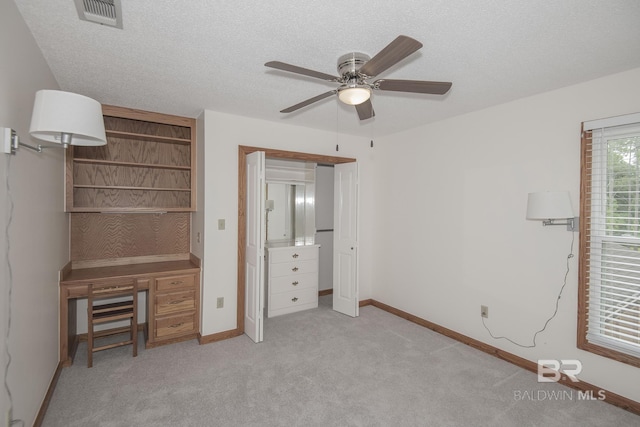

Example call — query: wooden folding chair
[87,279,138,367]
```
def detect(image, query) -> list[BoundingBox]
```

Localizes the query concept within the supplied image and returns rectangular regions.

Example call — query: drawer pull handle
[169,300,184,305]
[292,297,299,302]
[292,267,299,272]
[169,322,184,328]
[292,253,299,258]
[292,281,299,286]
[169,281,184,286]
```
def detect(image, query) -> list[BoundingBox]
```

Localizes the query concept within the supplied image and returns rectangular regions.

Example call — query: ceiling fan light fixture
[266,36,452,120]
[338,86,371,106]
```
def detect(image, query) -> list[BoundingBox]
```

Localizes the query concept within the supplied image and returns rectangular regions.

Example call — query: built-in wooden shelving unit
[65,105,196,212]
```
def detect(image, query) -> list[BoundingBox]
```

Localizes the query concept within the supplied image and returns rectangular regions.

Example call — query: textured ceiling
[13,0,640,137]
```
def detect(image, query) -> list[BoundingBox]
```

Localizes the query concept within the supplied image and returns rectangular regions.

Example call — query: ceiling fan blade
[358,35,423,78]
[376,79,452,95]
[355,99,375,120]
[280,90,337,113]
[265,61,340,82]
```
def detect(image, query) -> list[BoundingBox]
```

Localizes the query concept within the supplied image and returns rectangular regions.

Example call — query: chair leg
[132,282,138,358]
[87,319,93,368]
[132,320,138,358]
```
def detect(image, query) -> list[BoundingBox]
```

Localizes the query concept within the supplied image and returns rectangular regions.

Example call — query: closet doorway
[237,146,358,342]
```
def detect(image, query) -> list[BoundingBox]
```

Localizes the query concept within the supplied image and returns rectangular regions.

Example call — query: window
[579,112,640,367]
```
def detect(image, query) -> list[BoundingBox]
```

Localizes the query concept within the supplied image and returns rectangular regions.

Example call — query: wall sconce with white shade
[526,191,579,232]
[1,89,107,155]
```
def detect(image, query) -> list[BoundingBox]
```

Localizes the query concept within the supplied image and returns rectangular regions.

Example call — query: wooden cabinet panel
[70,213,190,262]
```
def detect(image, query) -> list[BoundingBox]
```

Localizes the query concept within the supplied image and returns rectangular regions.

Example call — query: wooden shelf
[73,158,191,171]
[67,207,188,213]
[74,185,191,192]
[105,130,191,145]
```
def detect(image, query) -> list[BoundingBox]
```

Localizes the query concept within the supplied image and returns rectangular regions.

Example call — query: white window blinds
[583,113,640,359]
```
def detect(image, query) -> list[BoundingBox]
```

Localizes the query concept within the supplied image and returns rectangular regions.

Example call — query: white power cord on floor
[482,231,575,348]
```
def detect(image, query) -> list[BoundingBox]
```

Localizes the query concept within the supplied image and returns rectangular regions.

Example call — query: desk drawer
[155,274,195,292]
[154,312,197,339]
[155,290,196,316]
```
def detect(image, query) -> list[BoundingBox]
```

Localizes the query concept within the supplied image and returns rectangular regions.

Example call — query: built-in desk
[59,256,201,366]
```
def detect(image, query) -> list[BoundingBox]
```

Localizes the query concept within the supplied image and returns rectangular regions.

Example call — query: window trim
[578,120,640,368]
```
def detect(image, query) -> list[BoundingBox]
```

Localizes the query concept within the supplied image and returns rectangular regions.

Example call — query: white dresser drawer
[269,273,317,294]
[269,287,318,312]
[269,246,319,263]
[269,259,317,277]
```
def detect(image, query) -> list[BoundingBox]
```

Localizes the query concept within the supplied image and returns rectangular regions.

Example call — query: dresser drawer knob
[292,281,298,286]
[292,267,299,272]
[292,253,299,258]
[292,297,298,302]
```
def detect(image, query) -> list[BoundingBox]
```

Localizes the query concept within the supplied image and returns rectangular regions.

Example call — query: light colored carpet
[42,296,639,426]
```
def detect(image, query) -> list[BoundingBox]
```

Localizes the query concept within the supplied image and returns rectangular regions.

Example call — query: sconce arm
[2,127,67,155]
[542,217,579,232]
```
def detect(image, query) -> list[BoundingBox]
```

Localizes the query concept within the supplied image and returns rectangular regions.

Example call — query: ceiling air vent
[74,0,123,29]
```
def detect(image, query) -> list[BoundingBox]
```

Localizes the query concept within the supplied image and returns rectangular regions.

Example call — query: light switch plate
[218,219,225,230]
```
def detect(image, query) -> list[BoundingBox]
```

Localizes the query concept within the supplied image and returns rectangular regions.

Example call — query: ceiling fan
[265,35,452,121]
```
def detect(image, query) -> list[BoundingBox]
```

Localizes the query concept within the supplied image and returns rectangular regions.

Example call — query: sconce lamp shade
[526,191,574,220]
[29,90,107,146]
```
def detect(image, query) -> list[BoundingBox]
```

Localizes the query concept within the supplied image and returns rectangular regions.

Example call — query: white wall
[0,1,64,425]
[199,111,375,335]
[373,67,640,402]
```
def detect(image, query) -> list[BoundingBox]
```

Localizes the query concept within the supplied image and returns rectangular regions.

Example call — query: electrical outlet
[217,297,224,308]
[481,305,489,318]
[196,232,201,243]
[218,219,225,230]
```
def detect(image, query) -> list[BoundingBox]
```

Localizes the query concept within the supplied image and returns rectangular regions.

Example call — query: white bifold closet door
[332,162,359,318]
[245,153,359,343]
[245,151,266,343]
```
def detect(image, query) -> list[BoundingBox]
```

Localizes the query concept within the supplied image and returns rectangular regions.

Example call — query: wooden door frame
[237,145,356,332]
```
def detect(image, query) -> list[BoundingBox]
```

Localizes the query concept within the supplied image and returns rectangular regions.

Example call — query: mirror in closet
[265,159,316,246]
